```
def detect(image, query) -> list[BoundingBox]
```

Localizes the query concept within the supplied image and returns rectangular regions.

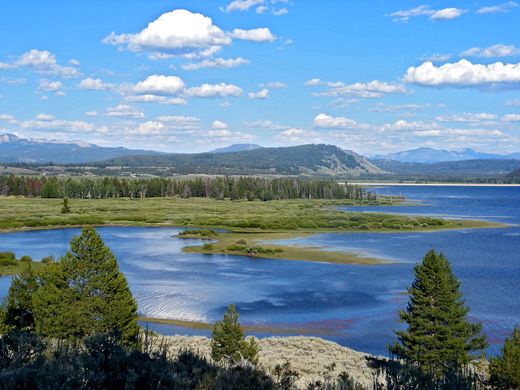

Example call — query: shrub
[202,243,213,250]
[0,251,17,266]
[19,255,32,263]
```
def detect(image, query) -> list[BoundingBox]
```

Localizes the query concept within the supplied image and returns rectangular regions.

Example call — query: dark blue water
[0,185,518,356]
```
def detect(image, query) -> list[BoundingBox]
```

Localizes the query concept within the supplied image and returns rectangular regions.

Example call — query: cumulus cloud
[312,80,409,98]
[266,81,287,88]
[36,79,65,95]
[273,128,322,144]
[131,75,185,95]
[403,59,520,89]
[20,117,97,133]
[1,50,81,78]
[256,6,268,13]
[248,88,269,99]
[272,7,288,15]
[103,9,231,57]
[221,0,264,12]
[389,5,466,23]
[78,78,114,90]
[230,28,274,42]
[502,114,520,122]
[460,44,520,58]
[212,120,229,129]
[35,114,55,121]
[304,78,322,86]
[312,113,358,129]
[184,83,243,98]
[477,1,518,14]
[181,57,250,70]
[243,120,290,130]
[105,104,145,119]
[381,119,443,131]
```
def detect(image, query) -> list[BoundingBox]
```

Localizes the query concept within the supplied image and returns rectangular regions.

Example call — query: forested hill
[92,144,383,176]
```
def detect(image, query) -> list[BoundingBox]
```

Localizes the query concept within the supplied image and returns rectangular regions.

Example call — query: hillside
[371,158,520,178]
[372,147,520,163]
[210,143,263,153]
[93,144,383,176]
[0,133,165,164]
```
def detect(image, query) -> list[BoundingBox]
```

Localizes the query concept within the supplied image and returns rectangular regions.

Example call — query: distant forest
[0,175,375,201]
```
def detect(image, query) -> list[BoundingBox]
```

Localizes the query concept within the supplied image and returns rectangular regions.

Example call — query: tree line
[0,175,375,201]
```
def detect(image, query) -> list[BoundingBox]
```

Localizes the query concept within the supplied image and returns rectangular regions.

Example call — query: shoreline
[349,182,520,187]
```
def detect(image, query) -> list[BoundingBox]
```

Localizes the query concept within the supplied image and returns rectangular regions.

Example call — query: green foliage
[61,197,71,214]
[0,263,39,333]
[40,179,62,198]
[40,254,55,264]
[0,252,17,266]
[211,304,259,364]
[18,255,32,263]
[179,228,218,237]
[32,226,139,345]
[202,243,214,250]
[489,325,520,389]
[388,249,488,370]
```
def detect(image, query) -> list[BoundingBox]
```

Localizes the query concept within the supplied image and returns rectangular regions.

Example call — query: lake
[0,185,519,357]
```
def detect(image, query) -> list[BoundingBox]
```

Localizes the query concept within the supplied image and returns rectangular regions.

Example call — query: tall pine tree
[389,249,487,369]
[33,226,139,345]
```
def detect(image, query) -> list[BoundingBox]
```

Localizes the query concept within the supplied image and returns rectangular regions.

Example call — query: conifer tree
[389,249,487,369]
[489,325,520,389]
[33,226,139,345]
[211,304,259,364]
[0,263,39,333]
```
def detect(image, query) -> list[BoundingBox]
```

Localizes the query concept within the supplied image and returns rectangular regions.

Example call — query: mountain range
[372,147,520,164]
[0,134,164,164]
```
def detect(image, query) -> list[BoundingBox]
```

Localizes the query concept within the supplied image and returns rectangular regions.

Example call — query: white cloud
[1,77,26,85]
[185,83,243,98]
[20,118,97,133]
[36,79,65,95]
[212,120,229,129]
[85,111,98,117]
[221,102,231,107]
[267,81,287,88]
[124,95,188,105]
[305,78,322,86]
[505,99,520,106]
[256,6,269,13]
[313,113,358,129]
[128,121,165,135]
[68,59,80,66]
[460,44,520,58]
[273,128,322,144]
[502,114,520,122]
[381,119,443,132]
[207,129,232,137]
[230,28,274,42]
[103,9,231,57]
[327,98,359,109]
[313,80,409,98]
[105,104,145,119]
[221,0,264,12]
[419,53,451,62]
[436,113,497,122]
[0,114,16,121]
[131,75,185,95]
[7,50,81,78]
[243,120,290,130]
[181,57,250,70]
[35,113,55,121]
[430,8,467,20]
[78,78,114,90]
[272,7,288,15]
[403,59,520,88]
[248,88,269,99]
[368,103,432,112]
[389,5,466,23]
[477,1,518,14]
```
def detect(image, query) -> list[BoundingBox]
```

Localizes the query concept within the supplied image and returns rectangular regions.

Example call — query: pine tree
[489,325,520,389]
[33,226,139,345]
[389,249,487,369]
[0,263,39,333]
[211,304,259,364]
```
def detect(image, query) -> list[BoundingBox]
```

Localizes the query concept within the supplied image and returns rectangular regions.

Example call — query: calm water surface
[0,185,518,356]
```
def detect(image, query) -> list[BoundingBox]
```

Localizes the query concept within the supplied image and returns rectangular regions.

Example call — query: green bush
[202,243,214,250]
[0,251,17,266]
[19,255,32,263]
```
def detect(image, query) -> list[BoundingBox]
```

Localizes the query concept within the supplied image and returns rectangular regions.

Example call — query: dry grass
[150,334,380,388]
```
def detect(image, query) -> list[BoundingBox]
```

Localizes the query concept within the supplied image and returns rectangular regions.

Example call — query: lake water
[0,185,518,357]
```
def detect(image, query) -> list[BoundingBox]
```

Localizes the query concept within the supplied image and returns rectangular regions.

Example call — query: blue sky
[1,0,520,155]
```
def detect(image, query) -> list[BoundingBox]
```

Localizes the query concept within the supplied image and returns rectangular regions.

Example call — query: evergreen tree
[211,304,259,364]
[489,325,520,389]
[33,226,139,345]
[0,263,39,333]
[388,249,487,369]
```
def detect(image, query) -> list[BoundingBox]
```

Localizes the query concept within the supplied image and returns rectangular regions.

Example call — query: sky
[1,0,520,156]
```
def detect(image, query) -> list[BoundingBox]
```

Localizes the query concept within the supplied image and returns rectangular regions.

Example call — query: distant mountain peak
[0,133,21,143]
[210,143,263,153]
[372,147,520,163]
